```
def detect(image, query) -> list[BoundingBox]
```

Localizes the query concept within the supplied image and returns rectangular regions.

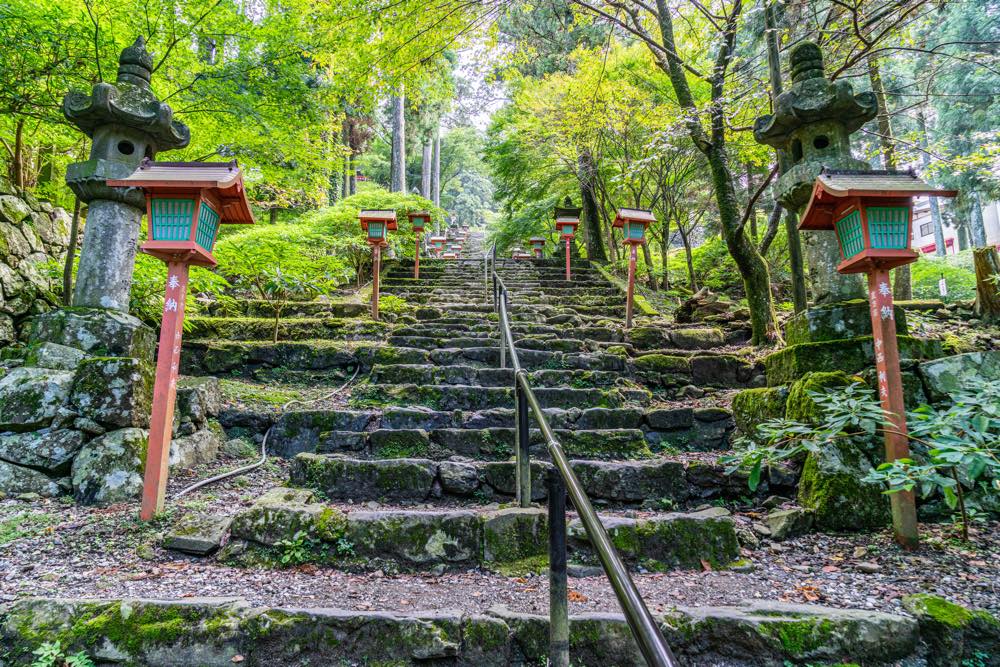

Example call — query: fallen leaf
[700,559,712,572]
[568,590,588,602]
[821,565,840,573]
[231,655,245,663]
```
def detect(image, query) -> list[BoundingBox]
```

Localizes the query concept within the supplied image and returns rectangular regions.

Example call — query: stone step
[348,383,651,411]
[185,317,389,342]
[0,596,934,666]
[223,486,740,573]
[391,323,625,343]
[387,335,590,353]
[205,300,369,319]
[370,364,630,388]
[181,340,430,375]
[288,453,757,505]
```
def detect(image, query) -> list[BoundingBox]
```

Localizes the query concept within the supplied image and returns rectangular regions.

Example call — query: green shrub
[910,250,977,302]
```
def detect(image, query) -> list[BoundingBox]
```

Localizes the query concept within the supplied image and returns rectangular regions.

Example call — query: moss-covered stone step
[288,453,757,505]
[632,352,760,389]
[2,595,958,666]
[370,364,630,388]
[388,335,590,353]
[348,383,650,411]
[424,346,628,372]
[185,317,389,342]
[181,340,429,375]
[222,487,739,572]
[206,300,369,319]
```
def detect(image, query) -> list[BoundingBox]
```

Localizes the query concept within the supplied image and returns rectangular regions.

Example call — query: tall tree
[390,87,406,192]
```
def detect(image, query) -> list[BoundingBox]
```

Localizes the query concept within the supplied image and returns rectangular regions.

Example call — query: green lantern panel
[367,221,386,239]
[626,221,646,240]
[195,202,220,252]
[835,209,864,259]
[867,206,910,250]
[151,199,194,241]
[561,224,575,235]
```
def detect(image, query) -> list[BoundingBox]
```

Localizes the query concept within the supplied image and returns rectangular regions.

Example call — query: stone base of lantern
[783,300,908,346]
[0,306,222,506]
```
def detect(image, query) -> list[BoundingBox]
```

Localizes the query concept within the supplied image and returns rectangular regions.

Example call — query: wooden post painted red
[372,243,381,320]
[626,244,637,329]
[140,261,190,520]
[866,268,919,548]
[414,233,421,280]
[565,238,571,281]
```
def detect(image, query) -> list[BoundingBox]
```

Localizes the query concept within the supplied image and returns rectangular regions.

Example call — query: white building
[910,196,1000,255]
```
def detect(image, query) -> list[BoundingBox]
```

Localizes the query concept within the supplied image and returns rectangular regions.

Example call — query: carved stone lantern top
[64,37,190,206]
[753,41,878,211]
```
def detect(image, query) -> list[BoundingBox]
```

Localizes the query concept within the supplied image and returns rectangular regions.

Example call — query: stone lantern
[753,41,877,304]
[63,37,190,312]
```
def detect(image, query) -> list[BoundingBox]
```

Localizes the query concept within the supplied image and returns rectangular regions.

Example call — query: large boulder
[901,594,1000,666]
[169,423,222,468]
[24,308,156,359]
[0,366,74,432]
[0,428,85,472]
[71,427,148,505]
[731,386,788,443]
[919,350,1000,403]
[70,357,153,428]
[784,299,906,345]
[0,459,67,497]
[24,341,88,371]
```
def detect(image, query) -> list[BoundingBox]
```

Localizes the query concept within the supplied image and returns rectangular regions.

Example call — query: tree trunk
[745,162,757,240]
[660,222,671,290]
[421,141,432,199]
[578,149,607,261]
[269,208,278,224]
[971,192,988,248]
[973,247,1000,319]
[640,239,657,290]
[431,124,441,206]
[867,56,897,170]
[917,110,947,257]
[12,119,24,190]
[678,224,696,291]
[62,197,82,306]
[390,88,406,192]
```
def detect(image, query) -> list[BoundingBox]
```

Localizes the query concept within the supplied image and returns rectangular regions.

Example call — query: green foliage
[378,294,410,316]
[128,254,230,329]
[276,530,316,566]
[31,641,94,667]
[910,251,978,302]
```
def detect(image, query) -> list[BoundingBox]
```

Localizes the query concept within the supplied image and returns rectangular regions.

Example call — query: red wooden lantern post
[529,237,546,259]
[429,235,446,257]
[799,168,956,548]
[408,211,430,280]
[108,160,254,520]
[554,206,581,281]
[360,210,397,321]
[614,208,655,330]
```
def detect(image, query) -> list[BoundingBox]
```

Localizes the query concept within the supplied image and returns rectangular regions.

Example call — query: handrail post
[515,373,531,508]
[499,299,507,370]
[548,469,570,667]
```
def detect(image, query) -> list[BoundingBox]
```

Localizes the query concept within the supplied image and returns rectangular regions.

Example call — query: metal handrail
[484,246,678,667]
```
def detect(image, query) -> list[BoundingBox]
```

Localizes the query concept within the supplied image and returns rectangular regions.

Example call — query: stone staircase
[180,229,777,577]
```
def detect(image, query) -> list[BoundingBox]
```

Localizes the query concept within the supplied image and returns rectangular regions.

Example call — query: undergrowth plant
[722,381,1000,540]
[31,641,94,667]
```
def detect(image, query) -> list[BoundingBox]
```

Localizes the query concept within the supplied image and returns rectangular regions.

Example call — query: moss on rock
[731,386,788,441]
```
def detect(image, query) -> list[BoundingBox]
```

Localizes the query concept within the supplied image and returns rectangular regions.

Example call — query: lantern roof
[529,236,546,243]
[613,208,656,228]
[554,205,582,221]
[408,210,432,221]
[359,209,398,231]
[799,168,957,230]
[107,159,254,224]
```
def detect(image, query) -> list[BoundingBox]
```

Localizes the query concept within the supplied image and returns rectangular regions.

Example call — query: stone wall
[0,180,72,342]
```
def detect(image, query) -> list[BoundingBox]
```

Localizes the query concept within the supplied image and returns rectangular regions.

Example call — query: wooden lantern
[799,170,956,274]
[529,237,546,258]
[360,209,397,246]
[407,211,430,279]
[614,208,655,245]
[109,159,254,268]
[554,205,582,281]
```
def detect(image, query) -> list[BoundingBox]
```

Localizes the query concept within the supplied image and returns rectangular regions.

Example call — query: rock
[348,510,481,566]
[690,354,748,388]
[177,376,222,419]
[568,508,739,570]
[369,428,431,457]
[855,561,881,574]
[71,427,147,505]
[645,407,693,430]
[164,514,233,556]
[0,194,31,223]
[0,429,85,472]
[24,308,156,359]
[764,335,943,386]
[72,417,105,435]
[901,594,1000,667]
[70,357,153,428]
[0,366,74,432]
[784,299,907,345]
[570,459,687,503]
[785,371,853,424]
[169,424,222,468]
[764,507,814,540]
[735,526,760,549]
[0,459,67,497]
[730,386,788,442]
[669,327,725,350]
[632,354,690,386]
[482,508,547,564]
[798,438,889,532]
[268,410,375,458]
[438,461,480,495]
[24,342,87,371]
[229,487,346,547]
[0,314,14,345]
[289,453,436,501]
[919,350,1000,403]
